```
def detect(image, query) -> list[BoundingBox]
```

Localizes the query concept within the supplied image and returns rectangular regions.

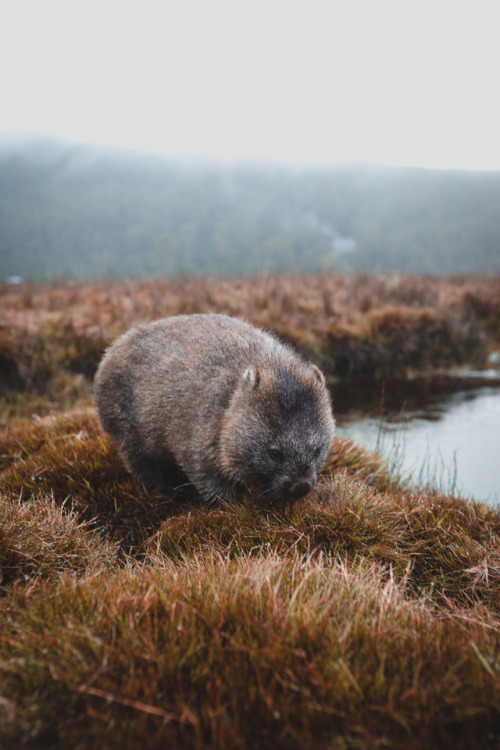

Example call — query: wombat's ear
[309,364,326,384]
[243,366,260,388]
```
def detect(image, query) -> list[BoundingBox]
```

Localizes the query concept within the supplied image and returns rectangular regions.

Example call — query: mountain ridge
[1,135,499,280]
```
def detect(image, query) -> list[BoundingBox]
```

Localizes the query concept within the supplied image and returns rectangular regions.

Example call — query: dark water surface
[333,377,500,508]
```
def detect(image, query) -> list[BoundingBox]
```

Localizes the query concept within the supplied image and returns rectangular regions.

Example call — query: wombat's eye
[313,446,322,459]
[268,447,283,462]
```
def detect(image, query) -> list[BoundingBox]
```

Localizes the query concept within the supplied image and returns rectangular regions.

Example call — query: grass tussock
[1,274,500,748]
[0,409,177,554]
[1,407,499,748]
[152,475,500,612]
[1,556,499,750]
[0,492,117,588]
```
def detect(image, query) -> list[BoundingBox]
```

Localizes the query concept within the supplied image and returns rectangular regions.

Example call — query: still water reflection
[334,380,500,508]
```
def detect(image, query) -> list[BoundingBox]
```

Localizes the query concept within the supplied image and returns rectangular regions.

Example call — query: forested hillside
[1,135,500,280]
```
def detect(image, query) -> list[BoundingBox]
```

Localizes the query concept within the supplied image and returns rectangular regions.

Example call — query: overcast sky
[2,0,499,169]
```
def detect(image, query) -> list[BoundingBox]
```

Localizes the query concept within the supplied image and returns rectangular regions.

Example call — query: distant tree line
[1,136,500,280]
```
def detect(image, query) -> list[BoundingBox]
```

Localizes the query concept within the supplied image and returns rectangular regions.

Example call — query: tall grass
[1,274,500,748]
[1,407,499,748]
[2,555,499,750]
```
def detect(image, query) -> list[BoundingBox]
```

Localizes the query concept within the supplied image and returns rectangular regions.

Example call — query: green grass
[1,408,499,749]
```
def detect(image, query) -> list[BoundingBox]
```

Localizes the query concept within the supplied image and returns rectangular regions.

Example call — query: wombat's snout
[283,479,314,499]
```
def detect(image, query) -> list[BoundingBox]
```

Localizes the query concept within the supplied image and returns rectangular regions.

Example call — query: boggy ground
[1,273,500,749]
[1,273,500,406]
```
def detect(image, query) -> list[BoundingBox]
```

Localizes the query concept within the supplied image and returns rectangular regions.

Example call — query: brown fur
[94,314,335,504]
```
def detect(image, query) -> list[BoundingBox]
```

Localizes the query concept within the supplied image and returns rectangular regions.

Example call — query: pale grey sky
[2,0,499,169]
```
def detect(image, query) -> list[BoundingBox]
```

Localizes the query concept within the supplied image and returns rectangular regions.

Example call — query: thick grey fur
[94,314,335,504]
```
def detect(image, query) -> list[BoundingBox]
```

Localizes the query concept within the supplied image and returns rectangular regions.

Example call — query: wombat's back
[95,314,283,424]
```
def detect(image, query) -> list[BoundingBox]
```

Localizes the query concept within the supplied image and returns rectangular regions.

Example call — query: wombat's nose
[288,480,313,499]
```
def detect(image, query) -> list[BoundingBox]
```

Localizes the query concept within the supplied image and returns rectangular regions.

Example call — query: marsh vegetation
[1,273,499,748]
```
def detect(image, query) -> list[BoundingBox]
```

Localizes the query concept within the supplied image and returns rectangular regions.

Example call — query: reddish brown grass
[1,274,499,748]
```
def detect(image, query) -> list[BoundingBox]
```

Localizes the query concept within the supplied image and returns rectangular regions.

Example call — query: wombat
[94,314,335,504]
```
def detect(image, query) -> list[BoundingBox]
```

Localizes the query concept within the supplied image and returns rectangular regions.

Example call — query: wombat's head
[219,363,335,502]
